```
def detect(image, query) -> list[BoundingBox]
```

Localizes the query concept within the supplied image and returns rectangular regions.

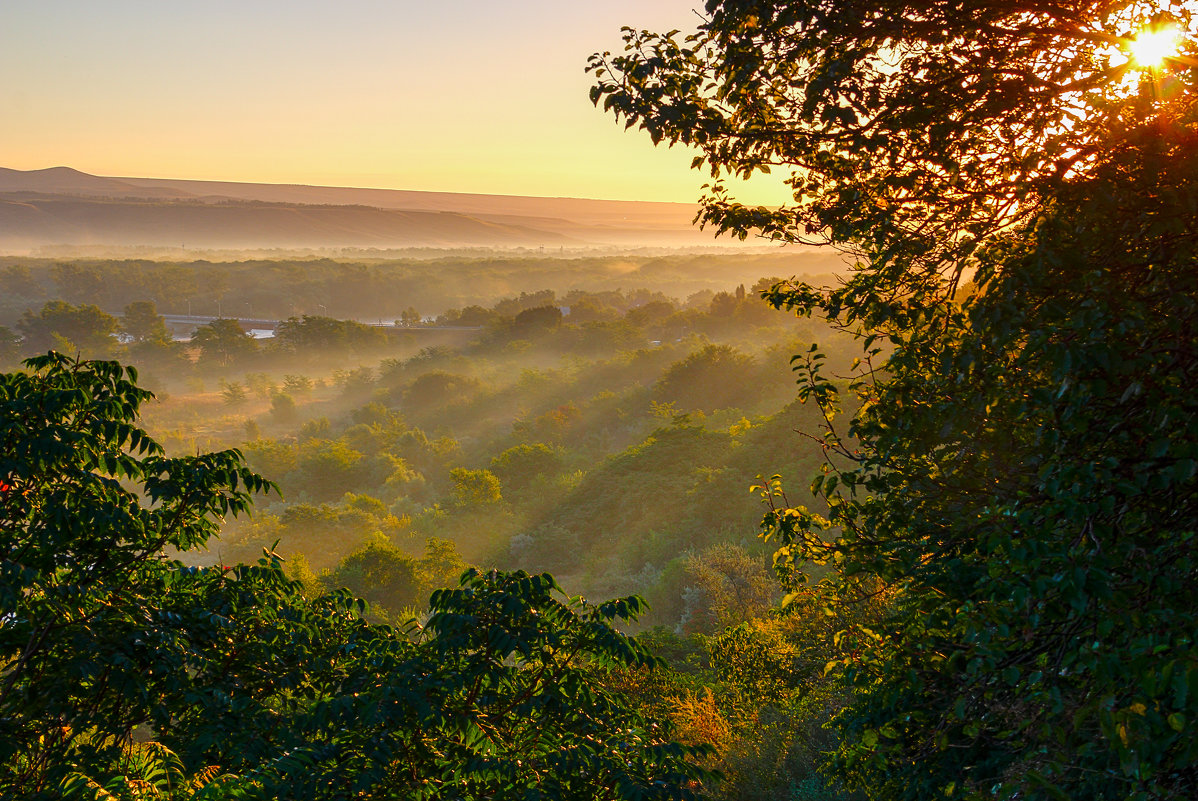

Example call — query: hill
[0,167,716,251]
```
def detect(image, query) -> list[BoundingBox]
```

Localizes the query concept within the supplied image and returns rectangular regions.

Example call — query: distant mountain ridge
[0,167,200,200]
[0,167,712,251]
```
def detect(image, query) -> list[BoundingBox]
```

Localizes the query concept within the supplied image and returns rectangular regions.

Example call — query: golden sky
[0,0,792,205]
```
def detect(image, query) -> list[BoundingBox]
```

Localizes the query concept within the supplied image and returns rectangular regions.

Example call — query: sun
[1128,25,1182,69]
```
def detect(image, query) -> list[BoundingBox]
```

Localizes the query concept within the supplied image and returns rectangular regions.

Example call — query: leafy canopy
[0,352,274,794]
[591,1,1197,307]
[595,3,1198,800]
[0,354,710,800]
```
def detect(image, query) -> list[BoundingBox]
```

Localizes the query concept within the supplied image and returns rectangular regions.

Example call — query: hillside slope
[0,195,573,250]
[0,167,715,250]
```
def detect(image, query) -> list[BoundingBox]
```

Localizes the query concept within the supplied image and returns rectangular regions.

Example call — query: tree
[323,534,468,617]
[765,149,1197,801]
[274,314,385,356]
[247,568,712,801]
[0,327,18,366]
[399,306,421,327]
[626,300,678,328]
[282,374,314,395]
[120,300,170,344]
[119,301,182,371]
[653,344,757,413]
[596,3,1198,800]
[449,466,503,507]
[0,354,711,799]
[0,265,43,299]
[707,291,738,318]
[270,390,298,424]
[51,263,106,306]
[490,442,564,495]
[191,318,257,367]
[0,353,274,794]
[323,533,426,614]
[590,1,1197,303]
[684,543,778,631]
[220,380,249,407]
[294,439,368,502]
[334,365,375,397]
[512,304,564,336]
[443,304,499,327]
[17,300,120,357]
[401,370,484,414]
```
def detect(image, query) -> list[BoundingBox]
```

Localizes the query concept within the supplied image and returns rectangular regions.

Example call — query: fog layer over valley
[0,253,852,635]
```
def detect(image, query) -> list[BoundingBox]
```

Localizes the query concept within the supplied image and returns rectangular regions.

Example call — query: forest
[4,1,1198,800]
[0,259,850,625]
[1,251,861,799]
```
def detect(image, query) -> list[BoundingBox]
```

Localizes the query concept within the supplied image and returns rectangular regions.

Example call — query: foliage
[0,265,44,299]
[190,319,258,367]
[624,591,875,801]
[221,498,407,569]
[518,422,735,574]
[0,326,19,365]
[400,370,485,414]
[490,442,564,494]
[778,147,1195,801]
[512,304,564,335]
[0,355,711,800]
[333,365,376,398]
[684,543,778,631]
[116,270,833,633]
[321,534,467,618]
[274,314,386,356]
[52,263,110,306]
[597,2,1198,800]
[220,381,248,407]
[0,252,825,328]
[268,391,297,424]
[60,742,235,800]
[449,467,503,507]
[17,300,120,357]
[241,373,276,400]
[0,265,857,796]
[0,353,274,796]
[653,344,757,413]
[293,438,370,502]
[281,374,313,395]
[121,300,171,344]
[590,1,1194,264]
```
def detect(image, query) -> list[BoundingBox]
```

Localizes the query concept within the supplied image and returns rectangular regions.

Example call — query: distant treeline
[0,251,846,324]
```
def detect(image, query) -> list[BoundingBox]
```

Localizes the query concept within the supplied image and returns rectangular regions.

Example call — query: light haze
[1,0,790,204]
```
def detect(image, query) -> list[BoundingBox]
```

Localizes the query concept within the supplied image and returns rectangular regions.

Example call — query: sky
[0,0,791,204]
